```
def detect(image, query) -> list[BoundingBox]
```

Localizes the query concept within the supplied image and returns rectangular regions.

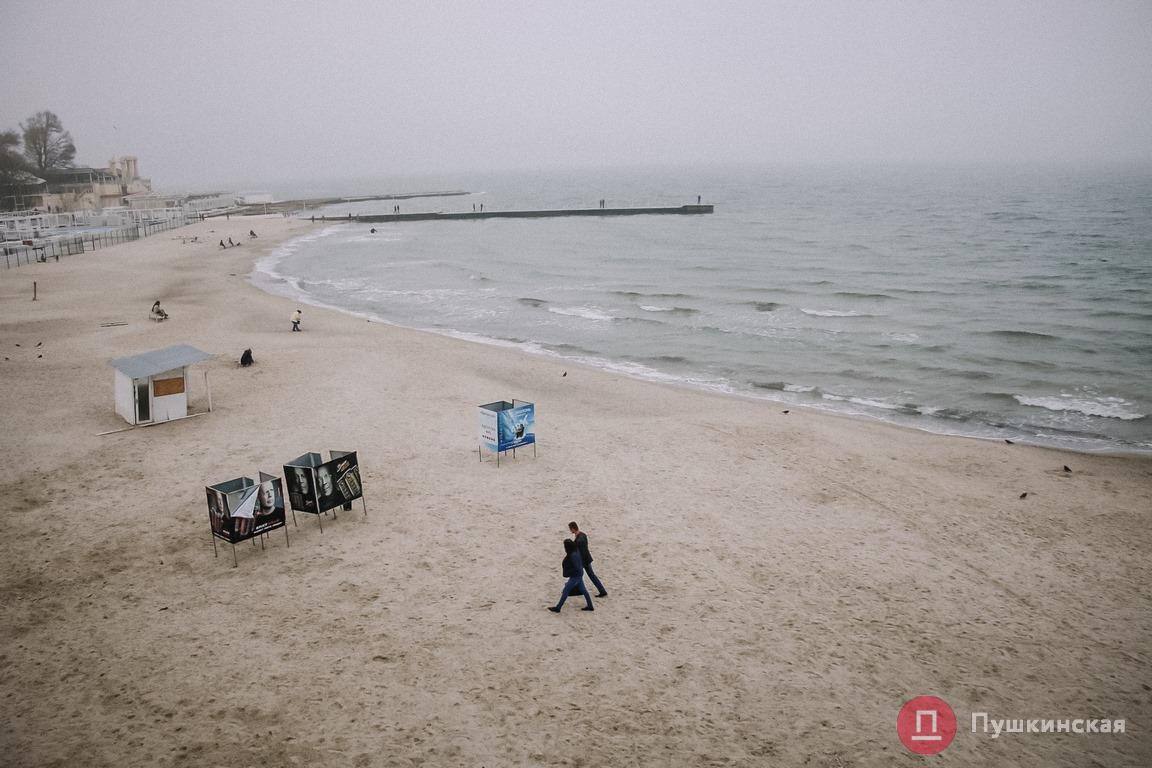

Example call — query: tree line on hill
[0,111,77,185]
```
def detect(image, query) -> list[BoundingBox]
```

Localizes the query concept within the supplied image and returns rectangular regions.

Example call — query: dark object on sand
[782,410,790,414]
[1005,439,1014,444]
[1019,492,1028,499]
[1063,465,1072,473]
[240,348,254,367]
[562,371,567,377]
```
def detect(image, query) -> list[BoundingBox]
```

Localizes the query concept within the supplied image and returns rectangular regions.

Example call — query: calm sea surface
[253,165,1152,454]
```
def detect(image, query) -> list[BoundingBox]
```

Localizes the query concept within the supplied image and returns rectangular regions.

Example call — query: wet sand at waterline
[1,217,1149,766]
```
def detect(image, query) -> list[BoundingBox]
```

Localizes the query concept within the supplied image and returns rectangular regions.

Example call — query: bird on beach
[562,371,567,377]
[1063,465,1072,473]
[36,341,41,347]
[1019,492,1028,499]
[782,410,790,414]
[1004,439,1014,444]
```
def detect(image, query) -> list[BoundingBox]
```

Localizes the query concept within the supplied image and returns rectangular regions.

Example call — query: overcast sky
[2,0,1150,191]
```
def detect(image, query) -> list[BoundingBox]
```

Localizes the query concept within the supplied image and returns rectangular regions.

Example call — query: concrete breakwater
[318,204,714,224]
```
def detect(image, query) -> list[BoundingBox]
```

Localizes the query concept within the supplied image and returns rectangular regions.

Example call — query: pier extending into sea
[316,204,714,224]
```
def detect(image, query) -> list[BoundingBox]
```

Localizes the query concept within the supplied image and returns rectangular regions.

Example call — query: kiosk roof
[109,344,212,379]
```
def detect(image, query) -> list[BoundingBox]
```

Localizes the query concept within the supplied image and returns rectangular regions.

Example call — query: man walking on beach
[291,309,302,332]
[569,521,607,597]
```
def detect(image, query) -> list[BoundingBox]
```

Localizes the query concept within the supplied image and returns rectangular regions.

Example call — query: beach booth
[283,450,366,531]
[109,344,212,426]
[206,472,291,566]
[478,400,536,465]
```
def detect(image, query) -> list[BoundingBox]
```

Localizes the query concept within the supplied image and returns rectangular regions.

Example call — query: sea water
[253,165,1152,454]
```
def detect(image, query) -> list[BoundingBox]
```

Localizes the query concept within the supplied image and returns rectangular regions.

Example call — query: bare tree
[21,111,76,174]
[0,129,31,183]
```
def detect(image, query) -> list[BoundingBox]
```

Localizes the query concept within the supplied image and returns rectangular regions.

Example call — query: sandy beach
[1,216,1149,767]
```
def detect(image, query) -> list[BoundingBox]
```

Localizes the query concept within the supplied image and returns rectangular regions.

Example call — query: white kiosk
[109,344,212,425]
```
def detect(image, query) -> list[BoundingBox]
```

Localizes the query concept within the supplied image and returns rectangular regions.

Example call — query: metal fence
[2,215,193,269]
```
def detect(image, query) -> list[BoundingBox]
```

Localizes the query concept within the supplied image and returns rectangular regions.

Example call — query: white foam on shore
[1014,394,1145,421]
[822,393,904,411]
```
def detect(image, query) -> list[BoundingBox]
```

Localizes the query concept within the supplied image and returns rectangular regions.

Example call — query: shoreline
[1,215,1149,767]
[253,223,1150,458]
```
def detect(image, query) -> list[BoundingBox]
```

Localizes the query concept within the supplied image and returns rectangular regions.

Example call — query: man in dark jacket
[569,521,608,597]
[548,539,594,612]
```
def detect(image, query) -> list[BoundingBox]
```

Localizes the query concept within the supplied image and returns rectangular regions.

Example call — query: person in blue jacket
[548,538,594,612]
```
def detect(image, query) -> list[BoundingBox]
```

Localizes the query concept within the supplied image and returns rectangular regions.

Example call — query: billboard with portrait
[206,474,287,544]
[316,451,363,513]
[283,453,321,514]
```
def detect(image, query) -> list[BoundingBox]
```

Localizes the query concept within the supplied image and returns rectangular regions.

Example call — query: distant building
[0,155,153,212]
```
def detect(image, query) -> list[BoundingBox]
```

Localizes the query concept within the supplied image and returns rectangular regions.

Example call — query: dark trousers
[556,575,592,610]
[291,321,300,332]
[583,563,606,595]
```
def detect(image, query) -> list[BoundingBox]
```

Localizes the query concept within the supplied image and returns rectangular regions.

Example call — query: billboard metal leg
[361,492,368,517]
[317,512,324,533]
[231,542,238,568]
[291,510,298,528]
[284,525,290,548]
[211,534,218,558]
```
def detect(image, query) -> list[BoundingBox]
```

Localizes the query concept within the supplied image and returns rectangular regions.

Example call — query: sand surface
[1,217,1149,767]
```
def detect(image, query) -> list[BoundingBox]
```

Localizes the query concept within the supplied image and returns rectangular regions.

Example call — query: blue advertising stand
[478,399,536,466]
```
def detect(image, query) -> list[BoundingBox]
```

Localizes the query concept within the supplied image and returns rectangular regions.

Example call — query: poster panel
[316,452,363,513]
[252,474,287,536]
[206,487,232,540]
[284,464,318,513]
[207,475,287,544]
[228,485,258,540]
[498,402,535,451]
[478,404,499,452]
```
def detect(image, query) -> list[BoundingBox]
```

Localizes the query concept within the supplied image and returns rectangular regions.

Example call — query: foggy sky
[2,0,1150,191]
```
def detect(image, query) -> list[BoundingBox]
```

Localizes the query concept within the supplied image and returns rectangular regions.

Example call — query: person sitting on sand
[548,538,594,613]
[219,239,226,248]
[151,301,168,321]
[249,230,257,238]
[228,237,235,247]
